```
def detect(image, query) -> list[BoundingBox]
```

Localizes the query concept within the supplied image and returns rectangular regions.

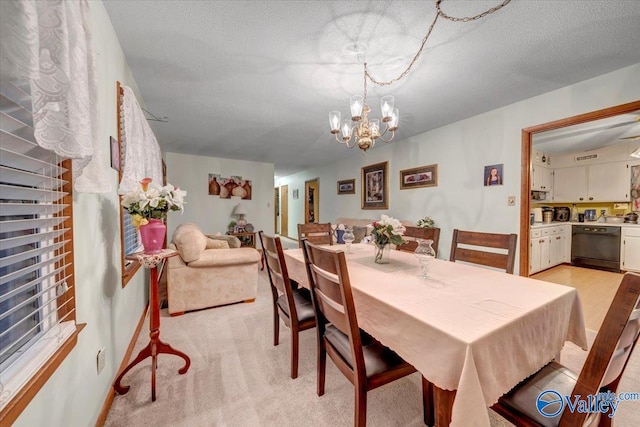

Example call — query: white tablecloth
[284,243,587,427]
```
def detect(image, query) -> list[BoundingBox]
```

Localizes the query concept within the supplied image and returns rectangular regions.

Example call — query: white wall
[14,3,148,426]
[276,63,640,273]
[165,152,275,245]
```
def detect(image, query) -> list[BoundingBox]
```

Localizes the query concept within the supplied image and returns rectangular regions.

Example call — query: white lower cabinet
[530,225,570,274]
[622,227,640,273]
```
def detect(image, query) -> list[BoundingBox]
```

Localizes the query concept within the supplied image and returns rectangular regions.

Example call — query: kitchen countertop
[531,221,640,229]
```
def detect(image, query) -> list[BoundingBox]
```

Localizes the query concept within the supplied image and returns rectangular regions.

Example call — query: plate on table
[245,223,254,232]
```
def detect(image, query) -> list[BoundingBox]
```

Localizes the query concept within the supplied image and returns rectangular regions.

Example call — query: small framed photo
[361,161,388,210]
[399,164,438,190]
[337,179,356,195]
[110,136,120,171]
[484,164,504,186]
[293,189,299,199]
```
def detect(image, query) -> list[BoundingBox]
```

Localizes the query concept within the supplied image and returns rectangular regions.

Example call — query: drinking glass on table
[414,239,436,279]
[342,228,355,253]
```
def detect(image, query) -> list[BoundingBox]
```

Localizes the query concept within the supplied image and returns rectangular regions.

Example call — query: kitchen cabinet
[531,165,553,193]
[621,227,640,273]
[553,163,629,203]
[587,162,629,202]
[530,225,569,274]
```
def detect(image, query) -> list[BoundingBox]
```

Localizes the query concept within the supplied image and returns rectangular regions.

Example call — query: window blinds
[0,80,76,389]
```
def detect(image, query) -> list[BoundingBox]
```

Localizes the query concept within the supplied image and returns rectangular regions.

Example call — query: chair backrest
[560,271,640,425]
[396,226,441,255]
[449,229,517,274]
[298,223,333,248]
[301,240,366,377]
[259,231,298,318]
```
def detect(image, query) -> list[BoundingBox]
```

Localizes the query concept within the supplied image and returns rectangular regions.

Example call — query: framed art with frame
[337,179,356,195]
[399,164,438,190]
[361,161,388,209]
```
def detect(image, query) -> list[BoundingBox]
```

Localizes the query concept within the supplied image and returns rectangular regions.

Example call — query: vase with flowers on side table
[371,215,406,264]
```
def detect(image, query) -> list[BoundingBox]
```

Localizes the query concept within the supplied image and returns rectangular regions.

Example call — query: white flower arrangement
[120,178,187,228]
[416,216,435,228]
[371,215,406,246]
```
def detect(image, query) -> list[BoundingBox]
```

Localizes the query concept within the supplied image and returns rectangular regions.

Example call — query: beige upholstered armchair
[166,223,261,316]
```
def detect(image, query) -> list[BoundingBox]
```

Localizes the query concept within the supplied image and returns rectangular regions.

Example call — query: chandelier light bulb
[329,111,341,134]
[388,108,399,131]
[340,119,353,142]
[380,96,394,122]
[350,95,363,121]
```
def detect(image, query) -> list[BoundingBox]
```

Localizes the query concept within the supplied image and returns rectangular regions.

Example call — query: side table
[114,249,191,401]
[228,231,265,270]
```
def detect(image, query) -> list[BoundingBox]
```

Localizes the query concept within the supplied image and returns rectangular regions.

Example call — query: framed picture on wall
[361,162,388,210]
[399,164,438,190]
[484,164,504,186]
[337,179,356,195]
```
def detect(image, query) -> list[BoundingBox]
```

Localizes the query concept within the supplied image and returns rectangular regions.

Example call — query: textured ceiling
[102,0,640,177]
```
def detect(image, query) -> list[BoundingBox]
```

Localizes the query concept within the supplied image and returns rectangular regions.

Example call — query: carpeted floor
[105,269,640,426]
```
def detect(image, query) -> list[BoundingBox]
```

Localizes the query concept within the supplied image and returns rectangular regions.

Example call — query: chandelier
[329,64,399,152]
[328,0,512,152]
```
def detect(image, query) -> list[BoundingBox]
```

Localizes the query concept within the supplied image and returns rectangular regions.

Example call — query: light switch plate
[507,196,516,206]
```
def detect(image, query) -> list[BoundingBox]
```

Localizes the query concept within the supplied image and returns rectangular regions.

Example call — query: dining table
[283,243,588,427]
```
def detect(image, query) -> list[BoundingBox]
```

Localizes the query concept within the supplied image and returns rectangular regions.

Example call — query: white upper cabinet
[587,162,629,202]
[553,163,629,203]
[531,165,553,192]
[553,166,587,202]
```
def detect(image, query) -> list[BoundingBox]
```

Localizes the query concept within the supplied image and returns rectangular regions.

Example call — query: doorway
[305,179,319,224]
[518,100,640,276]
[280,185,289,237]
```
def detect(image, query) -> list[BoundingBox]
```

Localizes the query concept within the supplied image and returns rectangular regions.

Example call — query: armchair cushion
[173,223,207,262]
[208,234,241,248]
[206,238,230,250]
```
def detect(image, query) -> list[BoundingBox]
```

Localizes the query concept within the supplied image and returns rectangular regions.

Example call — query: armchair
[166,223,261,316]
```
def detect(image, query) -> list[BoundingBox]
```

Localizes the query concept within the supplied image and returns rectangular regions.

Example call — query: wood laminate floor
[531,264,622,331]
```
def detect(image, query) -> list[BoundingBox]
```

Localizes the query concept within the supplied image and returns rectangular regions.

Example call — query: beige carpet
[105,270,640,426]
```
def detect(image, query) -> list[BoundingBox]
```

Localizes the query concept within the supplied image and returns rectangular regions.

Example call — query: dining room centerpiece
[121,178,187,254]
[416,216,436,228]
[371,215,406,264]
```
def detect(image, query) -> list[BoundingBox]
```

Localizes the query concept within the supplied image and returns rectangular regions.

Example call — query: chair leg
[422,377,434,426]
[291,328,299,379]
[273,312,280,346]
[354,384,367,427]
[317,340,326,396]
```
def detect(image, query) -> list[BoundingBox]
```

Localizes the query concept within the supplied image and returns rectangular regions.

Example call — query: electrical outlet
[97,348,106,374]
[507,196,516,206]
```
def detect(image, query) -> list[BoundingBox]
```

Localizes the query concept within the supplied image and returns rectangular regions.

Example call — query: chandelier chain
[364,0,511,87]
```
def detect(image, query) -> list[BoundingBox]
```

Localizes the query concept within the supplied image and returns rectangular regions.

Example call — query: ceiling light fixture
[329,0,512,152]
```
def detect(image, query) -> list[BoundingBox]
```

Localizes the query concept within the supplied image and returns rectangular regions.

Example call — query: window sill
[122,261,142,288]
[0,323,86,425]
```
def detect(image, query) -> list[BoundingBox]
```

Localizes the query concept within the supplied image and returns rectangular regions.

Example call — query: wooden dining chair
[448,229,518,274]
[297,222,333,248]
[259,232,316,379]
[301,240,432,426]
[396,226,441,255]
[491,271,640,427]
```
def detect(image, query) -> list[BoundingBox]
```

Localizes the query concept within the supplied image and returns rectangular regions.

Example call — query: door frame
[281,185,289,237]
[305,178,319,224]
[519,100,640,276]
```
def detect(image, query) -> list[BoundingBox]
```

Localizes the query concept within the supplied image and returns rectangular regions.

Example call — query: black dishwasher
[571,225,621,273]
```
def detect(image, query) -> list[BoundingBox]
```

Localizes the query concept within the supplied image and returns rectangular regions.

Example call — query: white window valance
[0,0,109,193]
[118,85,163,194]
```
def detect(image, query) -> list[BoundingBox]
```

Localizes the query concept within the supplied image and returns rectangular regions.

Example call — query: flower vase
[374,242,391,264]
[140,219,166,254]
